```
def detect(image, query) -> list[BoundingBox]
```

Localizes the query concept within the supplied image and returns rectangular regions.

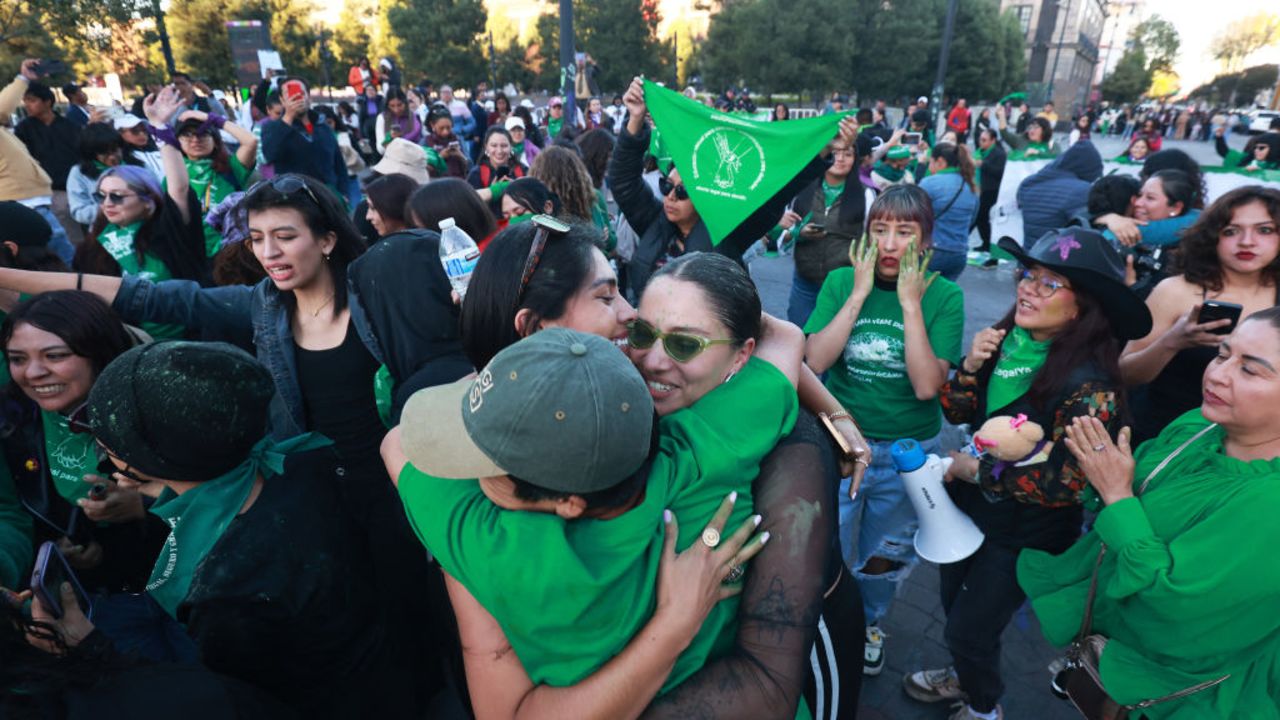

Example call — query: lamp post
[559,0,575,111]
[1046,0,1071,108]
[930,0,960,132]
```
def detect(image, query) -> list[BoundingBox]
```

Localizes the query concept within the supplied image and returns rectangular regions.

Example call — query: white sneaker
[947,700,1003,720]
[903,666,967,703]
[863,625,885,676]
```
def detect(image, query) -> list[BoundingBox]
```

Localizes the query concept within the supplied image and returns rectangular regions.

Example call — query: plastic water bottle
[438,217,480,298]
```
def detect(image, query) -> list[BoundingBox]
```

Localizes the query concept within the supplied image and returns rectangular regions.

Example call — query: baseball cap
[917,95,929,104]
[505,115,526,131]
[520,98,534,109]
[113,114,147,131]
[549,96,563,108]
[371,138,432,185]
[400,328,653,493]
[886,144,912,160]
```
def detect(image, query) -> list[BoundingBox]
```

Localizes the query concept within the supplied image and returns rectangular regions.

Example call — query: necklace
[302,293,335,318]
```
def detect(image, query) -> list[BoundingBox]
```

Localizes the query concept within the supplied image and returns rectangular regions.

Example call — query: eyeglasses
[177,130,209,140]
[658,177,689,201]
[515,214,572,308]
[244,174,322,208]
[1017,268,1071,298]
[627,319,734,363]
[67,403,151,483]
[93,190,137,205]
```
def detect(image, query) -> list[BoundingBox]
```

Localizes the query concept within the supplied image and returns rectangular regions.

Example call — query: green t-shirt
[374,364,393,428]
[804,268,964,440]
[181,155,252,257]
[397,356,797,692]
[40,410,98,503]
[98,222,186,340]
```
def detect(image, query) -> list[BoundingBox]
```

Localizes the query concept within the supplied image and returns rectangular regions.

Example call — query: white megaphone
[890,439,985,564]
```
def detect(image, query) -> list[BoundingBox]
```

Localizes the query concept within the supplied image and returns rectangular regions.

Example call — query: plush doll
[970,413,1053,478]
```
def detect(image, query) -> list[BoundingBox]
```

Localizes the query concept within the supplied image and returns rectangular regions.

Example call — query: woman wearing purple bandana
[902,227,1152,720]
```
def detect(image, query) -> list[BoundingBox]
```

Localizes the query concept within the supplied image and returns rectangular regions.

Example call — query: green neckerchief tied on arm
[40,410,98,503]
[642,79,850,245]
[146,433,333,618]
[985,326,1051,415]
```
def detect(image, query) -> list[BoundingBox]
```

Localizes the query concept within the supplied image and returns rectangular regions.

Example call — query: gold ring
[701,528,721,549]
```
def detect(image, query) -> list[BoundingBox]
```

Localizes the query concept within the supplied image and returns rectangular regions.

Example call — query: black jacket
[790,178,873,286]
[609,124,827,293]
[977,142,1007,197]
[1016,140,1102,243]
[15,114,81,189]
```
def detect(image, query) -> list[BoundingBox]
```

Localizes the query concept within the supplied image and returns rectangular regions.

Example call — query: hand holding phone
[31,541,93,621]
[282,79,306,102]
[1197,300,1243,336]
[903,132,922,146]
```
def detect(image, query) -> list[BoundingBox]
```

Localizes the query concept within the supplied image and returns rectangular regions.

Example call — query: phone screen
[904,132,922,145]
[31,541,93,620]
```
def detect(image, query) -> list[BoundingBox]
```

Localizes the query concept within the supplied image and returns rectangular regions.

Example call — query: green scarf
[1010,141,1053,161]
[147,433,333,617]
[822,180,844,210]
[40,410,98,503]
[99,222,185,339]
[986,326,1051,414]
[374,364,393,428]
[512,140,525,158]
[548,116,564,139]
[873,160,907,183]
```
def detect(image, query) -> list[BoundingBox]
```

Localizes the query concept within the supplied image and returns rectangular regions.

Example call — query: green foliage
[534,12,561,92]
[701,0,854,97]
[931,1,1028,102]
[847,0,938,101]
[383,0,487,87]
[332,0,375,69]
[1210,13,1280,73]
[1189,64,1279,105]
[492,40,538,92]
[1131,15,1179,73]
[575,0,668,93]
[1099,45,1150,104]
[167,0,322,87]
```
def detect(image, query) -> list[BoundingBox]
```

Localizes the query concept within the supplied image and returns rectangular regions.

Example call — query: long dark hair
[80,166,209,283]
[461,221,600,368]
[1145,169,1199,216]
[931,143,977,193]
[237,174,366,316]
[176,117,232,176]
[1173,185,1280,293]
[0,599,127,703]
[2,291,135,404]
[576,129,614,189]
[365,173,418,230]
[504,178,562,216]
[977,287,1125,416]
[407,178,496,241]
[76,124,139,179]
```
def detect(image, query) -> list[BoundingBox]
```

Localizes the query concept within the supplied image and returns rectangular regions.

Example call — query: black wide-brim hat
[998,229,1153,340]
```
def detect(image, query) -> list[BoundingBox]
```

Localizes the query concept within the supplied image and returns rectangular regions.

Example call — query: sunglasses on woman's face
[93,191,137,206]
[658,177,689,201]
[626,319,733,363]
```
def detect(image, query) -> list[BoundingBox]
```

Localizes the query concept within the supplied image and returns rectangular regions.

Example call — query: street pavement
[741,136,1235,718]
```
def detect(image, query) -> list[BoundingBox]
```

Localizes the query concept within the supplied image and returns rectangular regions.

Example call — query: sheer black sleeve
[642,411,833,719]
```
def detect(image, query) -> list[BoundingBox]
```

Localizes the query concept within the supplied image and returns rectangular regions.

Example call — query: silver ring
[723,564,745,584]
[854,458,869,467]
[701,528,721,549]
[1092,444,1106,452]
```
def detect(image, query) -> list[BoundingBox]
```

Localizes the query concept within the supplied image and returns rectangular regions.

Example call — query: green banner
[643,80,848,245]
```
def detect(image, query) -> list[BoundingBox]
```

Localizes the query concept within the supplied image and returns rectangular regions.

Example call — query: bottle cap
[439,217,456,230]
[890,438,926,473]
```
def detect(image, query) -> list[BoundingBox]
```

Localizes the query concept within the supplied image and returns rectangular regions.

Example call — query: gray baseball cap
[401,328,654,493]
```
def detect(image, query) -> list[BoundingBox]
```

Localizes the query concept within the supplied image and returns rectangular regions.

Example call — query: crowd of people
[1,54,1280,720]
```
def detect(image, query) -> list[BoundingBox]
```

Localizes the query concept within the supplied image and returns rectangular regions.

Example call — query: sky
[1159,0,1280,90]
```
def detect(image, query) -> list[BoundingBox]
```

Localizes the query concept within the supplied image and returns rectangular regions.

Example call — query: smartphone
[33,59,68,77]
[904,132,922,146]
[282,79,306,102]
[1198,301,1243,335]
[30,541,93,620]
[819,412,854,459]
[447,140,460,149]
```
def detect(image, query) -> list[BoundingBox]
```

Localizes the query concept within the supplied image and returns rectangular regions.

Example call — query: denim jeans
[91,591,198,663]
[928,248,967,282]
[33,204,77,265]
[839,434,941,625]
[787,271,822,328]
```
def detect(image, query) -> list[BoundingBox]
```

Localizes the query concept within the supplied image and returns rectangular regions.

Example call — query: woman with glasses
[902,228,1150,720]
[804,184,966,680]
[65,123,149,232]
[170,107,258,256]
[0,290,176,659]
[451,227,869,719]
[611,77,850,293]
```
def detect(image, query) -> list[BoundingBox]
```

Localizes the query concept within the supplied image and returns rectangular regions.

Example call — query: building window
[1014,5,1032,35]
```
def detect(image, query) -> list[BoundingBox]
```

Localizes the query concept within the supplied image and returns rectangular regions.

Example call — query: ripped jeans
[838,434,941,626]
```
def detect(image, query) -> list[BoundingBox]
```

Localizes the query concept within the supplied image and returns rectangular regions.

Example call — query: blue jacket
[1016,141,1102,244]
[919,170,977,254]
[260,118,346,191]
[112,274,382,439]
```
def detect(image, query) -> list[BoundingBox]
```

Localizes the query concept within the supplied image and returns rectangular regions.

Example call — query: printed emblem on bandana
[49,433,92,473]
[691,128,765,198]
[469,368,494,413]
[146,518,180,592]
[1053,234,1081,260]
[99,227,135,263]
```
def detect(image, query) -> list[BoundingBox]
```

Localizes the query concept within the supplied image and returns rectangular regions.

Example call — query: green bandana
[1010,141,1053,161]
[822,180,844,210]
[512,140,525,157]
[873,160,907,183]
[147,433,333,617]
[40,410,98,503]
[507,212,535,226]
[986,326,1051,414]
[374,364,393,428]
[548,116,564,139]
[99,223,184,339]
[642,79,850,245]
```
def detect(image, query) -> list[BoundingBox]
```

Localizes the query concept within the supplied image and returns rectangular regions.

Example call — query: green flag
[643,80,848,245]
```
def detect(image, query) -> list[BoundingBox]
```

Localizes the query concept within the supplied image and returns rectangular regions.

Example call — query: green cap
[400,328,654,494]
[886,144,912,161]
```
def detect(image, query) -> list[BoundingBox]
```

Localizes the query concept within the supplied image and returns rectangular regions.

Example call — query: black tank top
[294,321,385,467]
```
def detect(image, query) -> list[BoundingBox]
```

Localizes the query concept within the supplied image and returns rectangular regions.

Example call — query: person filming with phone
[260,78,346,195]
[1120,186,1280,444]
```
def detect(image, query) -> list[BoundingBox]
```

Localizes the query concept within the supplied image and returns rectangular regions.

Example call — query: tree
[168,0,322,87]
[700,0,854,98]
[1211,12,1280,73]
[1131,15,1179,73]
[492,40,537,92]
[1190,64,1279,106]
[533,12,560,91]
[930,0,1028,103]
[576,0,669,94]
[848,0,939,102]
[1099,45,1150,103]
[383,0,487,88]
[333,0,375,69]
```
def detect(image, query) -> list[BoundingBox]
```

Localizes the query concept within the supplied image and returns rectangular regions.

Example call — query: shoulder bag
[1064,422,1230,719]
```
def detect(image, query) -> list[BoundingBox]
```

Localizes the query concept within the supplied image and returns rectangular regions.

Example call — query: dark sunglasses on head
[92,190,137,205]
[514,214,572,308]
[244,174,322,208]
[626,319,733,364]
[658,176,689,201]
